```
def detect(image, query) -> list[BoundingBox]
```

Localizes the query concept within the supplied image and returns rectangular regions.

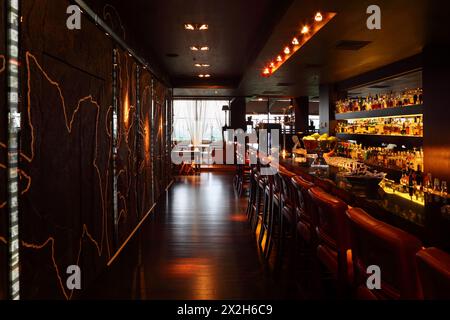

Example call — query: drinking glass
[442,181,448,197]
[434,178,441,193]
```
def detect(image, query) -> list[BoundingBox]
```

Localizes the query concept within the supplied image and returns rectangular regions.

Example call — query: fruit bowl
[302,134,337,168]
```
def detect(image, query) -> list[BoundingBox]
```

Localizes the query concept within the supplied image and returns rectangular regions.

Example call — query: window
[173,100,228,144]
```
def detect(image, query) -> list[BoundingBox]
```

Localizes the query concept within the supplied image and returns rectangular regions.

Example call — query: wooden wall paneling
[19,0,113,299]
[138,69,154,215]
[0,0,170,300]
[116,49,139,245]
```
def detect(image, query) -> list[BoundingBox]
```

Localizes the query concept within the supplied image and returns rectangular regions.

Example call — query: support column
[423,45,450,183]
[294,96,309,134]
[230,97,246,130]
[319,84,336,134]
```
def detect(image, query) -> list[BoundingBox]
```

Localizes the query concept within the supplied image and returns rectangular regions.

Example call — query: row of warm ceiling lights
[184,23,211,78]
[262,12,331,77]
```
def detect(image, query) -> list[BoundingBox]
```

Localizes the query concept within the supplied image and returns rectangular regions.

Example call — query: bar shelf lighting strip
[7,0,21,300]
[262,12,336,77]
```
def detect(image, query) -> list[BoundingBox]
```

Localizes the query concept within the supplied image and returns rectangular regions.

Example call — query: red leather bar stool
[331,186,354,206]
[246,165,258,220]
[312,177,334,193]
[251,167,267,233]
[291,176,315,245]
[308,187,351,297]
[416,247,450,299]
[278,170,296,241]
[266,169,296,258]
[346,207,423,300]
[258,174,277,259]
[291,175,317,294]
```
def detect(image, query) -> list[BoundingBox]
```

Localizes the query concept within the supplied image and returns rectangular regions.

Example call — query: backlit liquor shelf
[336,114,423,142]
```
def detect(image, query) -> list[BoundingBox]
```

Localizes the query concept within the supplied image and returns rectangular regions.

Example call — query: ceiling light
[199,74,205,78]
[204,74,211,78]
[184,23,209,30]
[261,11,336,77]
[315,12,323,22]
[195,63,211,67]
[200,46,209,51]
[190,46,199,51]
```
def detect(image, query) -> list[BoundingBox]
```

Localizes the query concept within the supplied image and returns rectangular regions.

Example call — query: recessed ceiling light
[301,25,310,34]
[284,46,291,55]
[184,23,209,30]
[190,46,209,51]
[292,37,299,45]
[194,63,210,67]
[199,74,205,78]
[204,74,211,78]
[276,55,283,62]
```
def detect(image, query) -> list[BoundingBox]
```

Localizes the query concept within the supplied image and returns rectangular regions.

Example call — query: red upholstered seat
[291,176,315,243]
[308,187,350,294]
[346,207,423,300]
[416,247,450,299]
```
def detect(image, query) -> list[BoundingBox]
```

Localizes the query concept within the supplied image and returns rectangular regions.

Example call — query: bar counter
[278,157,450,252]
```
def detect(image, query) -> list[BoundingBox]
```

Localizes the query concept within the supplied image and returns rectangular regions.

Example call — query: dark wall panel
[138,70,154,216]
[116,49,139,244]
[19,0,113,299]
[423,45,450,183]
[0,0,8,300]
[0,0,172,300]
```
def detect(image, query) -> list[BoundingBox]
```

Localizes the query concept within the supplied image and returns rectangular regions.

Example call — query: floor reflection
[84,172,289,300]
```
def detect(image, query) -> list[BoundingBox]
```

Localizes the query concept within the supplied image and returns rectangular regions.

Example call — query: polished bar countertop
[279,157,450,252]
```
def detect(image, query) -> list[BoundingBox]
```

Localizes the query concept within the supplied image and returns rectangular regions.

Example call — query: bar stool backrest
[346,207,423,300]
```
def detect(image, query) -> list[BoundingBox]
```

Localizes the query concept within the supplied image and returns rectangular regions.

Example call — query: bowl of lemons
[302,133,337,167]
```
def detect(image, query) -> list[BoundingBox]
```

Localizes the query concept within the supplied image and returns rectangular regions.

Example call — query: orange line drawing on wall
[19,52,113,299]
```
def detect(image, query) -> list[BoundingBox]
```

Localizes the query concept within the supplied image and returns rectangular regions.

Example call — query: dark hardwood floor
[84,172,294,300]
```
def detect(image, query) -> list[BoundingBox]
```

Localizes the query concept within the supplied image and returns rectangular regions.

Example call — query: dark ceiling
[107,0,450,98]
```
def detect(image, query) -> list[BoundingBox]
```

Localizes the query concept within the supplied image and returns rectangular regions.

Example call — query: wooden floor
[85,172,295,299]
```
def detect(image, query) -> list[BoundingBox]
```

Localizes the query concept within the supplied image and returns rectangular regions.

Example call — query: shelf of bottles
[335,142,424,172]
[336,88,423,115]
[336,114,423,138]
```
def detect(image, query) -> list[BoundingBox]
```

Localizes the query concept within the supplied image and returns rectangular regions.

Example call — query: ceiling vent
[335,40,371,51]
[277,82,294,87]
[262,90,283,94]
